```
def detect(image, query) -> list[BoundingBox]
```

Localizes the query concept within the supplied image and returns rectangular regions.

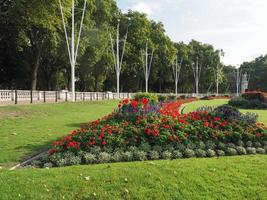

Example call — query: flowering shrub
[229,91,267,109]
[45,97,267,167]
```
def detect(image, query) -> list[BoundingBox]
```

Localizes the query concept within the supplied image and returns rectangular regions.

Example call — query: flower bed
[39,96,267,168]
[229,91,267,109]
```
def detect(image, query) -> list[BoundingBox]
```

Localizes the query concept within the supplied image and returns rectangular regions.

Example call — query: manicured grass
[0,101,118,165]
[183,99,267,125]
[0,155,266,200]
[182,99,229,113]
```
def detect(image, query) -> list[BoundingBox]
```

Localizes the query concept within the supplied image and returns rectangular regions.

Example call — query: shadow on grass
[14,141,54,163]
[65,122,88,128]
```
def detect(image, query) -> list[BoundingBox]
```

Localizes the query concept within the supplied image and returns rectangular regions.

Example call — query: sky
[116,0,267,66]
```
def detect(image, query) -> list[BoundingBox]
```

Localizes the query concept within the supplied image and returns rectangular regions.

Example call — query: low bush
[157,95,167,102]
[241,91,267,102]
[134,93,158,103]
[229,91,267,109]
[214,105,241,120]
[246,147,256,154]
[206,149,216,157]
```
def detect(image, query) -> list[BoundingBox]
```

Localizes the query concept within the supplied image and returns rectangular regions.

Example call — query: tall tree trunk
[31,49,41,90]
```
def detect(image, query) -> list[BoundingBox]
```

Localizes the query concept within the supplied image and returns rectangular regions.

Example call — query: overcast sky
[117,0,267,66]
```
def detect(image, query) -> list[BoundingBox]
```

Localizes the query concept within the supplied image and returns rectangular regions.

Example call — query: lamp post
[234,65,242,96]
[172,52,182,95]
[109,18,130,98]
[59,0,87,102]
[142,40,154,93]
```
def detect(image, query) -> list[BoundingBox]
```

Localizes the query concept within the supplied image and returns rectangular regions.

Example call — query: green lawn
[0,101,118,165]
[0,155,266,200]
[0,100,266,200]
[183,99,267,125]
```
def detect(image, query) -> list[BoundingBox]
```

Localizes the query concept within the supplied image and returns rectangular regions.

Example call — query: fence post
[55,91,58,102]
[15,90,18,104]
[97,93,99,100]
[43,91,46,103]
[30,90,33,104]
[75,92,77,102]
[113,93,115,100]
[83,92,85,101]
[65,92,68,102]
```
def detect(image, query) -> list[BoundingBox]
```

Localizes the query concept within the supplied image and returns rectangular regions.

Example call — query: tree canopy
[0,0,265,93]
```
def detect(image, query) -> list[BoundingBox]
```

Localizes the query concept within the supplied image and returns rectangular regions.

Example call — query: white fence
[0,90,213,105]
[0,90,137,105]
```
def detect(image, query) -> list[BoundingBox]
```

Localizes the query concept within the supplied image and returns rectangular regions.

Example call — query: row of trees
[0,0,264,93]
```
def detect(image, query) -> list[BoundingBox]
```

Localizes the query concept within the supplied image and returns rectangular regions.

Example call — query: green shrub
[206,149,216,157]
[256,148,266,154]
[167,95,177,101]
[236,146,247,155]
[183,148,195,158]
[195,106,214,113]
[246,141,253,147]
[217,142,226,150]
[180,95,187,99]
[98,152,111,163]
[229,97,250,108]
[196,141,206,150]
[139,142,151,152]
[90,146,101,155]
[149,150,160,160]
[175,143,186,151]
[216,150,225,156]
[253,141,262,148]
[112,151,123,162]
[239,113,258,124]
[150,145,161,152]
[157,95,167,102]
[83,153,97,164]
[172,150,183,159]
[164,144,174,152]
[225,147,237,156]
[55,158,68,167]
[43,162,53,168]
[134,93,158,103]
[214,105,241,120]
[205,141,216,150]
[68,156,82,166]
[128,146,138,152]
[241,91,267,102]
[134,151,147,161]
[195,149,206,157]
[186,142,197,150]
[246,147,256,154]
[122,151,133,162]
[161,151,172,160]
[236,140,244,147]
[227,143,236,149]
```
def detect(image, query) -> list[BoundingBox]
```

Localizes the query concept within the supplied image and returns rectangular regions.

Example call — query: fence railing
[0,90,137,105]
[0,90,216,105]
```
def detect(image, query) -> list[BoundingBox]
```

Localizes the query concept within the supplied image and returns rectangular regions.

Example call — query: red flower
[131,100,139,108]
[123,98,129,104]
[141,97,149,105]
[255,133,263,138]
[102,140,107,145]
[72,130,77,135]
[169,136,174,142]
